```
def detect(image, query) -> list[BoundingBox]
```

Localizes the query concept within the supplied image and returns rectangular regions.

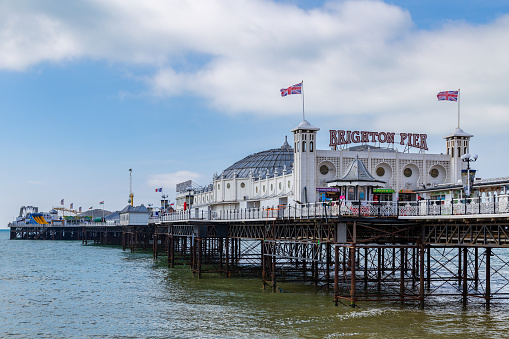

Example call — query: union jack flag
[437,91,458,101]
[280,82,302,97]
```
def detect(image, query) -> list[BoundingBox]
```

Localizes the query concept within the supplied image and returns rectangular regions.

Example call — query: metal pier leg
[219,238,224,271]
[169,235,175,268]
[486,248,491,310]
[272,242,277,293]
[364,248,368,291]
[153,234,158,260]
[474,247,479,291]
[377,247,382,291]
[458,247,462,287]
[400,247,405,305]
[225,237,230,278]
[427,245,431,290]
[326,242,331,293]
[198,238,202,279]
[334,245,339,306]
[262,240,267,289]
[419,244,425,310]
[350,245,356,308]
[462,247,468,306]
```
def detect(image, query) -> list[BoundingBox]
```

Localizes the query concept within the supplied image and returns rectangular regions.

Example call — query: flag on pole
[70,203,73,210]
[89,206,93,210]
[79,207,82,213]
[280,82,302,97]
[99,201,104,205]
[61,199,64,206]
[155,188,163,192]
[437,91,458,101]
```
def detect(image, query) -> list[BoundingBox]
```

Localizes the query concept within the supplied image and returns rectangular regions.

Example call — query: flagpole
[302,80,305,121]
[457,88,460,128]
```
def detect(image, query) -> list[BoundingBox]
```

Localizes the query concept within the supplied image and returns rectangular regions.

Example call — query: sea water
[1,229,508,338]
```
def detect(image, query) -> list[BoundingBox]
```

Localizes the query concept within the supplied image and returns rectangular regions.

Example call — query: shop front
[372,188,395,202]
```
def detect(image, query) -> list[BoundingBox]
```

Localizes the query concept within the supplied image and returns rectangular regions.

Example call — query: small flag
[437,91,458,101]
[99,201,104,205]
[170,203,174,206]
[155,188,163,192]
[70,203,73,209]
[61,199,64,206]
[89,206,93,210]
[280,82,302,97]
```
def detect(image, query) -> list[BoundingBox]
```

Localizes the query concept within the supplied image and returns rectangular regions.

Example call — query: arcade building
[174,120,508,215]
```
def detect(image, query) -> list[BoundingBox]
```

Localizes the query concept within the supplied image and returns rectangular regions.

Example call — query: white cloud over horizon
[1,0,509,135]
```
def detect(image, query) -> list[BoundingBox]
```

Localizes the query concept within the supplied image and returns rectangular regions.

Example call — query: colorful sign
[373,189,395,193]
[316,187,340,192]
[329,130,428,150]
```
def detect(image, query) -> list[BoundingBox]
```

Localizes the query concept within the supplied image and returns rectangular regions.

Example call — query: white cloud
[147,171,202,189]
[1,0,509,133]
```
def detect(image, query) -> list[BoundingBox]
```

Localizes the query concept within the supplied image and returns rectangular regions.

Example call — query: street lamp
[461,153,478,197]
[461,153,478,170]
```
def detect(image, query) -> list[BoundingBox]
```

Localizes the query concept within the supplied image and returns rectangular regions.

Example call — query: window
[279,182,282,190]
[310,141,314,152]
[302,141,306,152]
[240,182,245,188]
[404,168,412,177]
[227,183,230,189]
[288,181,291,188]
[430,168,439,178]
[376,167,385,177]
[320,165,329,175]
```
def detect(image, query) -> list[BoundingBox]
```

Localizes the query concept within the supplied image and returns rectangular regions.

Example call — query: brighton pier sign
[329,130,428,151]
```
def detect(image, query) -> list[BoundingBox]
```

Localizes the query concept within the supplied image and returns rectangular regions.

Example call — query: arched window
[302,141,306,152]
[457,147,461,157]
[310,141,314,152]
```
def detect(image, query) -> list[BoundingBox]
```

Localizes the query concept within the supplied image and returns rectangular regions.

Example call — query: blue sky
[1,0,509,227]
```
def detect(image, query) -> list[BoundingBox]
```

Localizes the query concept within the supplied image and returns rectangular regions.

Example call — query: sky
[1,0,509,227]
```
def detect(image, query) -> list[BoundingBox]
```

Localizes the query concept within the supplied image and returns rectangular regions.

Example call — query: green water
[1,230,508,338]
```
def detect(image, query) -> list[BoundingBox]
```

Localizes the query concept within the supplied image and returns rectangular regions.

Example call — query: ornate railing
[157,195,509,222]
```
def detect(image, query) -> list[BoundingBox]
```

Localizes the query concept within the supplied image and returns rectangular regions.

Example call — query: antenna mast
[129,168,134,206]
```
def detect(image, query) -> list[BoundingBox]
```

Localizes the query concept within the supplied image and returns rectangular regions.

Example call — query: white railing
[155,195,509,222]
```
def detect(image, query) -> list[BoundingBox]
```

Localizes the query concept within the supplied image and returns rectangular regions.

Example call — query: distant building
[119,205,149,225]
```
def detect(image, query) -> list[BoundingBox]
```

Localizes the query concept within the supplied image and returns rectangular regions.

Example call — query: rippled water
[1,230,509,338]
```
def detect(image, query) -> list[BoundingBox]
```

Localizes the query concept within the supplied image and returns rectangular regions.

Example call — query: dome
[220,137,294,179]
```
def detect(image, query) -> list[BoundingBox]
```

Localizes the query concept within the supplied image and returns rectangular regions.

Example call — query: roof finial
[282,135,290,149]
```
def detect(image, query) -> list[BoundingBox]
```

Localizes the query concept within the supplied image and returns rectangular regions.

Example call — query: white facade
[175,120,471,212]
[119,205,149,225]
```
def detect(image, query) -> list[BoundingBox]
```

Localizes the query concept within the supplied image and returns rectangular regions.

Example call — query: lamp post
[461,153,478,198]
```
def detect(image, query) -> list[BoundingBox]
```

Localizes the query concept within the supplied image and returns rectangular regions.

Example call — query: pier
[10,198,509,309]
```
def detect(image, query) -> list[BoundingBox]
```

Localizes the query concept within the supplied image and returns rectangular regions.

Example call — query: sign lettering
[329,130,428,150]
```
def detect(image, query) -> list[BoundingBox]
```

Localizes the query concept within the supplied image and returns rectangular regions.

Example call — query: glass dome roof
[220,137,294,179]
